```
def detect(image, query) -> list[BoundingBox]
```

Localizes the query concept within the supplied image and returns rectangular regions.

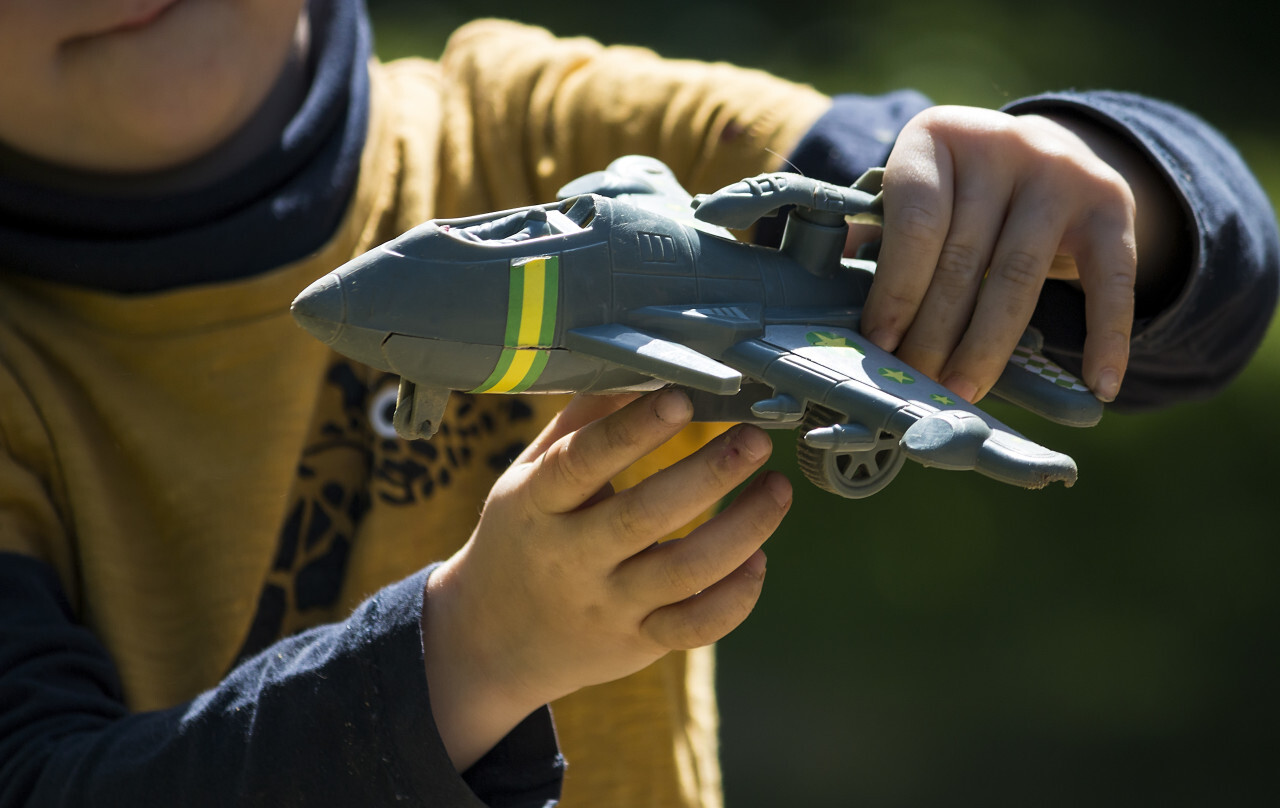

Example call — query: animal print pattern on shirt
[232,359,534,665]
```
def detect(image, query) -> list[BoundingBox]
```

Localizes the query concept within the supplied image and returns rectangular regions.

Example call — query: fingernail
[942,375,978,404]
[867,327,900,353]
[655,388,693,424]
[735,425,771,463]
[1094,368,1121,403]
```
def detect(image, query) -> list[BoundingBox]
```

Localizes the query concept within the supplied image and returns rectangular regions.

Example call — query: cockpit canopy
[442,196,597,245]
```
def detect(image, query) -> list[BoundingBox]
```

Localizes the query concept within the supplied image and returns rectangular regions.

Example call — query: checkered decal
[1010,346,1090,391]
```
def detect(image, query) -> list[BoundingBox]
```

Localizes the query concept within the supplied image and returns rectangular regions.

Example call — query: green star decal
[879,368,914,384]
[806,331,864,353]
[930,393,955,406]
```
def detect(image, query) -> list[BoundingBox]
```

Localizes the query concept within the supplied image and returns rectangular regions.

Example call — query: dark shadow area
[367,3,1280,803]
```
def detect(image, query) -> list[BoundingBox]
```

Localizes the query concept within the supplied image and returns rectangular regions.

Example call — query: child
[0,1,1275,806]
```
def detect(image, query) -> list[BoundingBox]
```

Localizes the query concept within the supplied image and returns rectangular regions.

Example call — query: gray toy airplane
[292,156,1102,498]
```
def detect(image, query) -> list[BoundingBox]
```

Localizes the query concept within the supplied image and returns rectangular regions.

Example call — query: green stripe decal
[537,256,559,347]
[503,264,525,348]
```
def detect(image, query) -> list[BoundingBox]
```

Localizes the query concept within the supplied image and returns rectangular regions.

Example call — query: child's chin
[71,66,267,171]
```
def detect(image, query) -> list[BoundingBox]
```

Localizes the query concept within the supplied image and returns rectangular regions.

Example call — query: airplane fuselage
[294,194,869,398]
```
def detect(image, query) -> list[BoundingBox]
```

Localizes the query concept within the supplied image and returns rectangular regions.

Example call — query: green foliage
[369,2,1280,803]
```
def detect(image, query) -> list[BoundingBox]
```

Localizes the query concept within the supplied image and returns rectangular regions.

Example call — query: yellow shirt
[0,20,828,807]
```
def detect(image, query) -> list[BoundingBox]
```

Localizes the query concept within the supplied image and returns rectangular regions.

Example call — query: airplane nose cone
[291,273,345,344]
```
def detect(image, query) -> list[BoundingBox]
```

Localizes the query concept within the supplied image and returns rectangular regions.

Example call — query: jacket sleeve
[1005,91,1279,411]
[785,90,1279,412]
[0,555,564,807]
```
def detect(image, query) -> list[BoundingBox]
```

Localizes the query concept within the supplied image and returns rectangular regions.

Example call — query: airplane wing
[565,323,743,395]
[721,324,1078,496]
[558,156,1100,431]
[988,329,1104,427]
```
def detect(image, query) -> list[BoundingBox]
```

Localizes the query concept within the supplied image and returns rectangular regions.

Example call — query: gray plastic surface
[292,156,1101,497]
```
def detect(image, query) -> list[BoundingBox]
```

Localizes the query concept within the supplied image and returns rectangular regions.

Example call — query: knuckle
[1035,145,1135,219]
[733,488,785,540]
[544,440,594,493]
[662,555,708,600]
[1090,203,1139,253]
[748,496,787,537]
[1101,261,1139,293]
[612,492,663,544]
[934,241,987,285]
[893,203,947,246]
[1091,169,1136,210]
[1076,238,1139,294]
[992,249,1046,293]
[1076,182,1136,238]
[599,411,641,455]
[1103,322,1133,344]
[878,287,919,310]
[911,105,950,130]
[1070,151,1134,201]
[866,283,921,328]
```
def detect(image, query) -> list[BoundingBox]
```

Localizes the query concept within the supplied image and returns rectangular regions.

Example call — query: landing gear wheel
[796,405,905,498]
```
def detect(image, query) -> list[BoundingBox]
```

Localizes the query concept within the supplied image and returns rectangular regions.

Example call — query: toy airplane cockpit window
[443,197,596,244]
[293,155,1103,498]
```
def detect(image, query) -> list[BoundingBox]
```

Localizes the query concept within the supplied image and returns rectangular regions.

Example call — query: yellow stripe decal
[516,259,546,347]
[480,348,537,394]
[472,348,551,394]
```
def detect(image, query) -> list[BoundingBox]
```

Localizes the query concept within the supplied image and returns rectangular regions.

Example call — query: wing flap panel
[565,324,743,395]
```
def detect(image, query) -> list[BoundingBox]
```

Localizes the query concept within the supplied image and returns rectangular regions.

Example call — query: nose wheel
[796,405,905,498]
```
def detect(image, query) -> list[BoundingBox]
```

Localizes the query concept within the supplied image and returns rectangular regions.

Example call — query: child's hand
[421,389,791,769]
[858,105,1158,404]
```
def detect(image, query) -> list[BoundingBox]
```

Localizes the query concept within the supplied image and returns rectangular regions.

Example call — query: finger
[640,548,768,651]
[893,167,1011,380]
[517,392,640,463]
[1068,209,1137,403]
[861,134,955,354]
[589,423,775,556]
[843,221,883,258]
[617,470,791,606]
[940,186,1063,401]
[528,388,693,514]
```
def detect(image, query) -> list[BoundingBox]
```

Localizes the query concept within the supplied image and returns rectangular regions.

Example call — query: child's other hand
[422,389,791,769]
[858,105,1144,404]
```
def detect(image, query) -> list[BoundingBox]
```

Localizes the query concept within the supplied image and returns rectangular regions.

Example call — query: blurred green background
[367,2,1279,804]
